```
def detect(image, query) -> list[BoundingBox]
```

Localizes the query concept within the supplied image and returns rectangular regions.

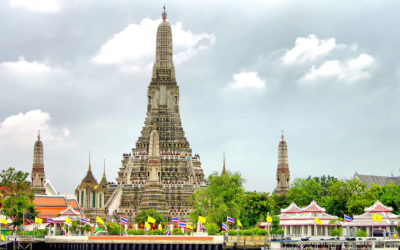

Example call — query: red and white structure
[279,201,339,238]
[343,200,399,237]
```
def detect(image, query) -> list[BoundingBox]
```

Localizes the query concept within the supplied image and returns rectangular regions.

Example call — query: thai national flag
[165,230,169,235]
[178,222,187,228]
[172,217,179,223]
[48,218,55,225]
[120,217,128,225]
[80,218,88,224]
[344,214,354,222]
[222,222,229,231]
[227,216,234,224]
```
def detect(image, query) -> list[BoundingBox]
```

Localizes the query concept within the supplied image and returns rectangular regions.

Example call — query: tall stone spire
[275,131,290,195]
[115,7,205,223]
[82,152,97,184]
[31,131,46,194]
[151,5,175,81]
[221,152,227,175]
[100,159,108,187]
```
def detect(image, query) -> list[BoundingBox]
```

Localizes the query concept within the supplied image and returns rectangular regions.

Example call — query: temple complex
[275,132,290,195]
[76,6,206,224]
[31,131,46,195]
[75,155,106,222]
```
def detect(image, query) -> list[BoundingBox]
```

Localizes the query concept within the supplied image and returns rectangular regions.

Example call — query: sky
[0,0,399,195]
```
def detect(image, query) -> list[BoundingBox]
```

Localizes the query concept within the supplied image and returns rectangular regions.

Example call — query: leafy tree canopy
[190,171,245,226]
[0,167,37,234]
[134,208,165,225]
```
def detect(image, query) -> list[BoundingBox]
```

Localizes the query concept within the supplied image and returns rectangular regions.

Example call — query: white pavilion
[279,200,339,238]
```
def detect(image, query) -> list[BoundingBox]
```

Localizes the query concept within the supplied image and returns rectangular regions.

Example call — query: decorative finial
[162,5,167,22]
[281,130,284,140]
[88,151,91,170]
[153,123,157,130]
[37,130,40,140]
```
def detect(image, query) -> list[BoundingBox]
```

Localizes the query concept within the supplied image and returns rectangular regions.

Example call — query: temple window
[92,191,96,208]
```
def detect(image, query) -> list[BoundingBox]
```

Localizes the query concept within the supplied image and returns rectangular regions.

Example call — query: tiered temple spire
[113,6,205,222]
[221,152,227,175]
[31,131,46,194]
[275,130,290,195]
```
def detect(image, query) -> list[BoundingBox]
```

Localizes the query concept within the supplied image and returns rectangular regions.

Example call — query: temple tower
[114,6,206,222]
[138,124,169,214]
[31,131,46,195]
[99,160,108,190]
[275,131,290,195]
[75,154,106,222]
[221,152,227,175]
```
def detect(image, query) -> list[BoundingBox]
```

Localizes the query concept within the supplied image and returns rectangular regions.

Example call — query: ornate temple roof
[354,172,400,188]
[80,160,98,187]
[302,200,325,213]
[99,162,108,187]
[364,200,393,213]
[279,200,337,226]
[344,200,399,227]
[33,195,69,218]
[280,202,303,214]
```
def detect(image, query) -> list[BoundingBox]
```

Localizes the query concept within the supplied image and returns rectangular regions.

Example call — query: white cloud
[1,57,53,76]
[90,18,215,72]
[283,34,337,64]
[0,110,72,148]
[301,53,374,84]
[9,0,61,13]
[229,71,266,89]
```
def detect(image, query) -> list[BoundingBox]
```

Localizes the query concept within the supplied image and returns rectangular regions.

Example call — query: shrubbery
[330,228,342,236]
[206,223,219,235]
[228,230,238,236]
[239,230,254,235]
[270,229,284,235]
[256,229,267,235]
[356,230,367,237]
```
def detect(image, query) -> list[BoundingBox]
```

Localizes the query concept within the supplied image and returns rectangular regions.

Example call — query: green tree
[307,175,337,196]
[206,223,219,235]
[271,193,290,215]
[346,179,374,216]
[105,222,125,235]
[286,178,323,207]
[241,192,275,228]
[322,179,350,217]
[0,167,37,234]
[190,171,245,226]
[134,209,165,225]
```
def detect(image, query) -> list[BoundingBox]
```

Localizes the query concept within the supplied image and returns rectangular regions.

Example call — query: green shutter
[92,191,96,208]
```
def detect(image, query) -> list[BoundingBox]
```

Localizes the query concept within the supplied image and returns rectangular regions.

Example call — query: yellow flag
[0,217,7,225]
[187,224,193,230]
[145,222,151,229]
[314,217,323,225]
[96,216,104,225]
[237,219,242,227]
[0,234,5,241]
[198,216,206,223]
[148,216,156,224]
[65,217,72,225]
[372,214,382,222]
[35,217,43,224]
[267,215,272,223]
